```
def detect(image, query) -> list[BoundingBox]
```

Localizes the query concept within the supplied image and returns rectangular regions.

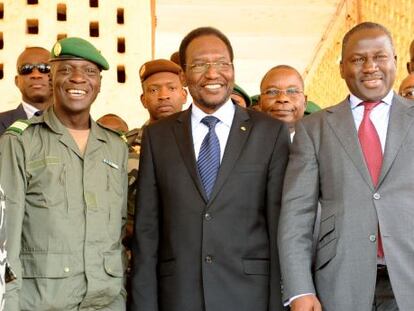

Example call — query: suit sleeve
[129,127,159,311]
[277,120,320,302]
[266,123,289,311]
[0,134,27,311]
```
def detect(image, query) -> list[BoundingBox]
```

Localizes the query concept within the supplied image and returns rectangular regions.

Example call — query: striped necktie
[197,116,221,200]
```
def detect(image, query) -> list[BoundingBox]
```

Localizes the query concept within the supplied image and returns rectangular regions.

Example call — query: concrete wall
[0,0,152,129]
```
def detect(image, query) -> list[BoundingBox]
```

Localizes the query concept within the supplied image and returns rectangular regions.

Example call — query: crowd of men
[0,21,413,311]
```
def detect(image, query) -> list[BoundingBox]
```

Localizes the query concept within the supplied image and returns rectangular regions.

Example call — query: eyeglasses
[401,88,414,99]
[261,88,303,98]
[18,63,50,75]
[187,61,233,73]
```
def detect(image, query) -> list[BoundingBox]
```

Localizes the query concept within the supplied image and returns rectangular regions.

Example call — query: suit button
[64,267,70,273]
[205,213,212,221]
[205,255,213,264]
[369,235,377,242]
[373,193,381,200]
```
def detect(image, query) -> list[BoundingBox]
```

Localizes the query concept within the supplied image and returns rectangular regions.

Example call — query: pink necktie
[358,101,384,258]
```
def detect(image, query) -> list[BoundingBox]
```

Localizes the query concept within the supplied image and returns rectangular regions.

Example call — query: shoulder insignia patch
[97,122,129,145]
[5,119,31,135]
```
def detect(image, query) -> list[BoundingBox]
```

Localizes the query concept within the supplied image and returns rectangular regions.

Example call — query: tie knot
[361,101,380,111]
[201,116,220,129]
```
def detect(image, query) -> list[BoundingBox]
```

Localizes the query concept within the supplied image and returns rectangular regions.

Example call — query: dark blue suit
[0,104,27,135]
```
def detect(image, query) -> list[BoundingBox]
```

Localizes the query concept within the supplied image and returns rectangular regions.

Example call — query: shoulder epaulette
[5,119,31,135]
[97,122,129,145]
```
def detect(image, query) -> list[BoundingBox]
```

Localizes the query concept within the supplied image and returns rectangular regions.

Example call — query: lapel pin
[240,126,246,131]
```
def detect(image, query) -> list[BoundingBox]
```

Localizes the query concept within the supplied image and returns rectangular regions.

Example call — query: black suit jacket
[0,104,27,135]
[130,104,289,311]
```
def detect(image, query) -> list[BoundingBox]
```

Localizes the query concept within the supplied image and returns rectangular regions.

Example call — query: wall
[0,0,153,129]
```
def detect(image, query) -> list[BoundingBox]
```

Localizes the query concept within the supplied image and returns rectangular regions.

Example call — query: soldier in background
[125,59,187,242]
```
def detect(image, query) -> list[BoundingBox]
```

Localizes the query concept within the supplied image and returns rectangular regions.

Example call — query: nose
[362,57,378,73]
[29,68,45,79]
[69,68,86,83]
[158,86,171,99]
[204,64,220,79]
[274,92,290,103]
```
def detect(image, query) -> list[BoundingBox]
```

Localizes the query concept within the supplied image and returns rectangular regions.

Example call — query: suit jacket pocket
[158,259,175,277]
[315,215,337,270]
[242,259,270,275]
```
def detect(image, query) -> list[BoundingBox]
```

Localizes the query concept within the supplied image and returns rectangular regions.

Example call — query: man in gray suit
[0,47,52,135]
[278,22,413,311]
[130,27,289,311]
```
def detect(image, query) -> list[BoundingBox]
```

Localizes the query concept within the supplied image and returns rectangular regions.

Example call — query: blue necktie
[197,116,221,199]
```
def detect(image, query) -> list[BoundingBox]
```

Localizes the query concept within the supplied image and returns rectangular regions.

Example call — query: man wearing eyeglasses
[398,73,414,100]
[0,47,52,135]
[130,27,289,311]
[259,65,307,140]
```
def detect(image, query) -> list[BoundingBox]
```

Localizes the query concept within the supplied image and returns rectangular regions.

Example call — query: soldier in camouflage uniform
[125,59,187,245]
[0,37,128,311]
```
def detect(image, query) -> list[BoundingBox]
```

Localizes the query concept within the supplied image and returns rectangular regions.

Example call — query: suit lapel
[173,109,208,202]
[16,104,28,120]
[378,96,414,186]
[208,106,251,205]
[326,99,373,188]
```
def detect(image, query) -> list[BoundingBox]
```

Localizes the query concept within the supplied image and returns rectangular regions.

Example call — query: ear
[304,95,308,109]
[98,74,102,93]
[140,93,147,109]
[14,75,19,87]
[407,62,411,74]
[182,87,188,100]
[339,60,345,79]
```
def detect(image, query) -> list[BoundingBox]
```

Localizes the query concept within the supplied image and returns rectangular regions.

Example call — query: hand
[290,295,322,311]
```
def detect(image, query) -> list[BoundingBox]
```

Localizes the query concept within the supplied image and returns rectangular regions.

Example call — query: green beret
[305,100,322,115]
[50,37,109,70]
[139,59,182,83]
[232,84,252,107]
[250,94,260,106]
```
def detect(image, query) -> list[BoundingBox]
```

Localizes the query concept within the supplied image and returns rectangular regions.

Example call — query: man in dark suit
[0,47,52,135]
[130,27,289,311]
[279,22,413,311]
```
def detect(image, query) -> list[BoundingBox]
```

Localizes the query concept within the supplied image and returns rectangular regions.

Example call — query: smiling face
[51,59,101,118]
[184,35,234,114]
[340,28,396,102]
[15,48,52,109]
[259,67,306,125]
[141,71,187,123]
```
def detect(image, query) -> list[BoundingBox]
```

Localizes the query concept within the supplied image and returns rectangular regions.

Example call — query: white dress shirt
[191,99,235,162]
[21,101,40,119]
[287,90,394,306]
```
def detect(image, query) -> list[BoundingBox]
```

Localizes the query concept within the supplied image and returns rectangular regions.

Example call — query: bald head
[16,47,49,70]
[15,47,52,110]
[399,74,414,100]
[259,65,307,127]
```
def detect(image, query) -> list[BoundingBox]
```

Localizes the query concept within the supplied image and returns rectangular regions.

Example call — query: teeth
[204,84,221,89]
[67,89,86,95]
